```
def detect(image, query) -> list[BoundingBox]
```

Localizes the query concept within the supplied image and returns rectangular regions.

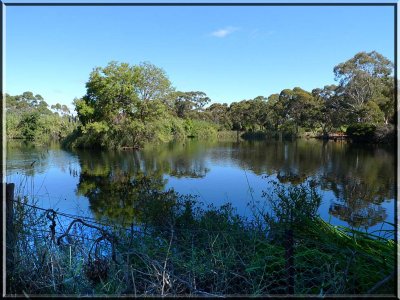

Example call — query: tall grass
[6,178,396,296]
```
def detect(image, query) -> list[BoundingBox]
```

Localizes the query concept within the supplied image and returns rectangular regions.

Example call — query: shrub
[346,123,376,141]
[183,119,218,139]
[241,131,266,140]
[374,124,395,144]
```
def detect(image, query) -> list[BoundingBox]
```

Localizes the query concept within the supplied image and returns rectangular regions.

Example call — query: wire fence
[5,192,397,297]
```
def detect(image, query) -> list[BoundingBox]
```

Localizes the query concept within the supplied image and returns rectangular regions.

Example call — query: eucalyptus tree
[205,103,232,129]
[51,103,71,116]
[333,51,393,123]
[265,93,282,131]
[312,85,343,135]
[275,87,321,134]
[229,100,251,131]
[228,97,269,132]
[172,91,211,119]
[249,96,269,131]
[5,91,75,140]
[372,78,395,125]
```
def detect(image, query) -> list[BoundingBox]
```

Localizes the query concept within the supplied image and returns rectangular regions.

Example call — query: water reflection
[323,175,391,229]
[6,139,395,230]
[6,141,52,176]
[318,143,394,229]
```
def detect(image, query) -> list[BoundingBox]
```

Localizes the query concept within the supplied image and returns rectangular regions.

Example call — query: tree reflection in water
[74,145,208,225]
[325,176,389,229]
[69,139,395,229]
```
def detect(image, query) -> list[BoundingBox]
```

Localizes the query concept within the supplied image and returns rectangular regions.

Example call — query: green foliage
[172,91,211,118]
[19,113,40,140]
[241,130,267,140]
[82,61,139,123]
[262,180,322,228]
[362,101,385,124]
[183,119,218,139]
[278,120,297,137]
[14,51,395,147]
[346,123,377,140]
[6,91,51,114]
[133,61,174,103]
[70,61,177,149]
[148,115,186,143]
[205,103,232,129]
[334,51,393,84]
[10,177,395,296]
[73,98,94,125]
[6,111,22,139]
[334,51,393,124]
[374,124,395,144]
[6,91,77,142]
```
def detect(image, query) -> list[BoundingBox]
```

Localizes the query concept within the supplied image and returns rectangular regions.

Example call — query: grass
[6,179,396,297]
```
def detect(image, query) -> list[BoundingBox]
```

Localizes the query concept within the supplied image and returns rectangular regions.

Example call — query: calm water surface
[6,139,396,233]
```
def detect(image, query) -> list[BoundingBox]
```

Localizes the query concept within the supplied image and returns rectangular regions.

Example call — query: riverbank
[6,180,396,296]
[237,123,395,144]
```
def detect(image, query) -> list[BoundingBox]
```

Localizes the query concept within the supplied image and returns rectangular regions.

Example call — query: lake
[6,138,395,234]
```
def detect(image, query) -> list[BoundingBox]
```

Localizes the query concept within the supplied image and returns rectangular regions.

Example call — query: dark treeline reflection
[6,141,51,176]
[70,139,395,229]
[319,143,394,228]
[8,139,393,229]
[227,139,394,229]
[73,141,210,224]
[6,140,72,177]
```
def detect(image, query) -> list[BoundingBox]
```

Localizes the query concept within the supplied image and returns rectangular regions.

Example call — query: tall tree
[265,93,283,131]
[333,51,393,123]
[275,88,320,134]
[312,85,343,135]
[206,103,231,129]
[172,91,211,118]
[76,61,172,148]
[83,61,139,123]
[133,62,174,103]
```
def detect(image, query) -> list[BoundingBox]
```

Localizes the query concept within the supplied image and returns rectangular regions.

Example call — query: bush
[346,123,376,141]
[374,124,395,144]
[183,119,218,139]
[9,178,396,296]
[241,131,267,140]
[278,121,297,138]
[149,116,186,143]
[19,113,40,140]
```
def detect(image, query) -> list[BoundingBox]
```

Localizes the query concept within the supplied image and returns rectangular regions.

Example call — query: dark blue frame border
[1,1,397,298]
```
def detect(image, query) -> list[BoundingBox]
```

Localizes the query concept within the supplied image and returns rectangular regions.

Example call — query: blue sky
[5,4,395,109]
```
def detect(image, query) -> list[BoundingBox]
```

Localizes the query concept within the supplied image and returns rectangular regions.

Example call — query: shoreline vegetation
[6,179,396,296]
[5,51,396,296]
[5,51,395,148]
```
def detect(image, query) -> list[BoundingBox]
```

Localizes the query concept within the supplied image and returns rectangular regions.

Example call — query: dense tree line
[6,51,394,147]
[204,51,394,141]
[6,91,77,141]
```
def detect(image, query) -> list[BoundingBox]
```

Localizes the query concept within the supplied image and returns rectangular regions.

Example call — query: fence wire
[5,197,397,297]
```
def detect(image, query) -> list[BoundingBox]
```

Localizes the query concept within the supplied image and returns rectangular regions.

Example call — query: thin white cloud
[249,29,260,39]
[250,29,276,39]
[211,26,239,38]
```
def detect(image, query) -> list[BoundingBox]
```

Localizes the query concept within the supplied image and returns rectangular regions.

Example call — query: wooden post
[6,183,15,278]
